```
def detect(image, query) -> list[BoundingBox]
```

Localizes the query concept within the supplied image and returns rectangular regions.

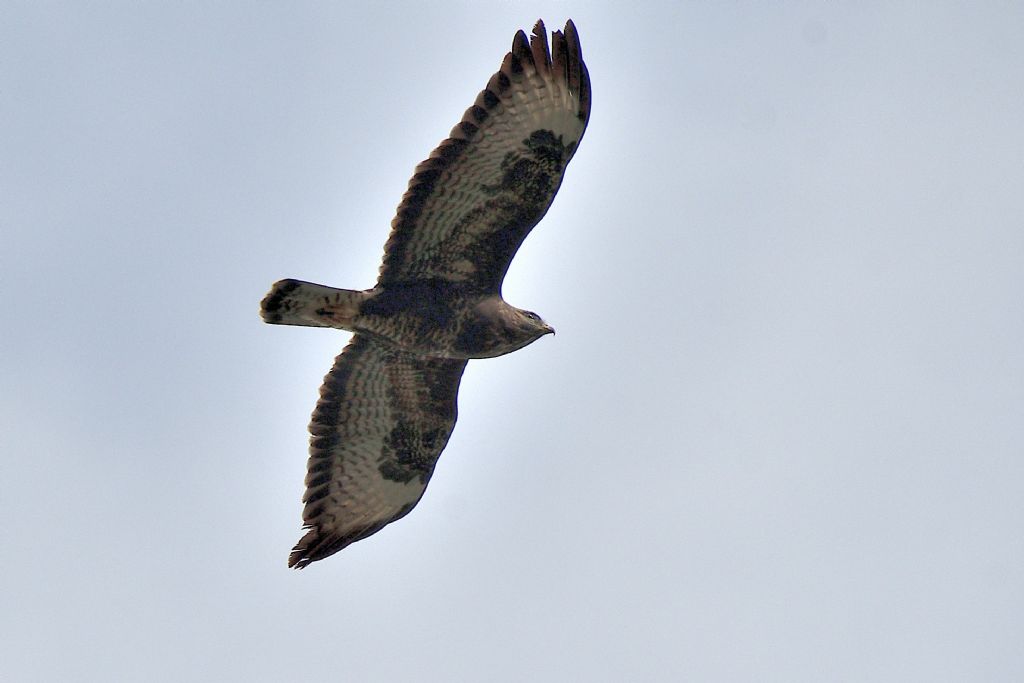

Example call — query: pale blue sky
[3,2,1023,681]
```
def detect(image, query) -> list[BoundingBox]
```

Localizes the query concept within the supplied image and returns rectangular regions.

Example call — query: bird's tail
[260,279,367,329]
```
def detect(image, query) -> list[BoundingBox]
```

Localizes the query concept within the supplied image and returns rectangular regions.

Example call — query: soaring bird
[261,19,590,568]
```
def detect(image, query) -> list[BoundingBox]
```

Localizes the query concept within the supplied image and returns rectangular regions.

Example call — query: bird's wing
[377,19,591,293]
[290,334,467,568]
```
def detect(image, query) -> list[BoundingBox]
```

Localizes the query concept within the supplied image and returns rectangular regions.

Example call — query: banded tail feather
[260,279,367,329]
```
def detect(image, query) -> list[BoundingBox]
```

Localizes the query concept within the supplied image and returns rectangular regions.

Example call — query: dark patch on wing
[378,422,448,484]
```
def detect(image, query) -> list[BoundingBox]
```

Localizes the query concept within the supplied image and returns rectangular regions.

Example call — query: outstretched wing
[290,335,467,568]
[377,19,591,293]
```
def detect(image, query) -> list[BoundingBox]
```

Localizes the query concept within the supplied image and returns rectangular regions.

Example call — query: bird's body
[263,279,551,359]
[261,19,590,568]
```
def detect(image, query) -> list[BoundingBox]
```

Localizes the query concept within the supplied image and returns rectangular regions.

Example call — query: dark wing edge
[289,335,467,568]
[377,19,591,291]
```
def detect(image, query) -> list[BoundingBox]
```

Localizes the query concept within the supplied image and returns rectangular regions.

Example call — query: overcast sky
[3,2,1023,681]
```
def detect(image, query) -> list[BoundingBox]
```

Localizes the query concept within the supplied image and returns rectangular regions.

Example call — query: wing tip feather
[288,521,356,570]
[511,29,532,66]
[530,20,552,75]
[562,19,590,124]
[288,528,319,569]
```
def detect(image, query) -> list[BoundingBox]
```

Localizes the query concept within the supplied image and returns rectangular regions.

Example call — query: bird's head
[514,308,555,340]
[464,298,554,358]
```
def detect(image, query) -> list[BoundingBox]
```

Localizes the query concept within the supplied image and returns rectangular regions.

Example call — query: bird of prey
[261,19,590,568]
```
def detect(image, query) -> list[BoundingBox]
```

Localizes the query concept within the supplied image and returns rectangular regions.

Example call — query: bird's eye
[524,311,540,321]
